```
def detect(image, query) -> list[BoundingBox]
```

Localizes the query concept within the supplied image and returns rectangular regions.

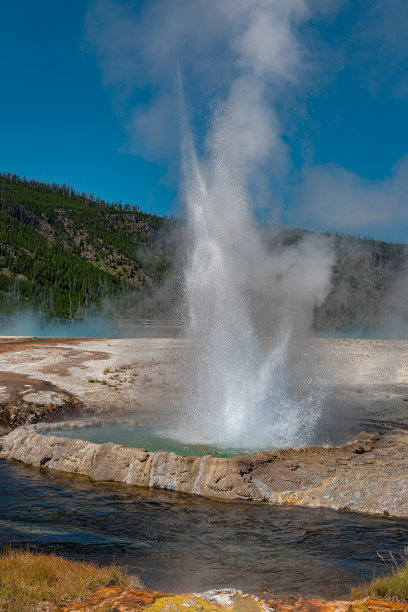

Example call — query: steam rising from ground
[176,131,333,448]
[86,0,343,448]
[167,1,335,449]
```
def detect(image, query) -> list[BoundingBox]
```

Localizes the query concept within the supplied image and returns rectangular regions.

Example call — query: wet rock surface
[2,424,408,517]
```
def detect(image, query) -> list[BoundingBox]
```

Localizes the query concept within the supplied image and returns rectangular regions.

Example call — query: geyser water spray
[171,115,332,450]
[165,0,336,451]
[86,0,335,450]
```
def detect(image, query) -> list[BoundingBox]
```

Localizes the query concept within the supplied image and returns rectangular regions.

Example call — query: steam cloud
[85,0,333,187]
[86,0,338,448]
[86,0,408,237]
[291,157,408,240]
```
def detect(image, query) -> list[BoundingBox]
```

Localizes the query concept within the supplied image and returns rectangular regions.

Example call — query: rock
[57,587,408,611]
[0,391,86,429]
[2,425,408,517]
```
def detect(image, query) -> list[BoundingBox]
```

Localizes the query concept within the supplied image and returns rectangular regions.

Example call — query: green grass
[352,551,408,602]
[0,549,140,611]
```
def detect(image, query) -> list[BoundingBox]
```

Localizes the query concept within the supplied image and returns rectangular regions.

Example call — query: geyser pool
[48,422,273,457]
[2,459,408,599]
[46,408,356,456]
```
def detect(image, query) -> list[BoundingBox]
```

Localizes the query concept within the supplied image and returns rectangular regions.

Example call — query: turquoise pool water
[49,422,267,457]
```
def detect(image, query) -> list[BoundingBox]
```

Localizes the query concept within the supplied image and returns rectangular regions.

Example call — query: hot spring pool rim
[1,420,408,517]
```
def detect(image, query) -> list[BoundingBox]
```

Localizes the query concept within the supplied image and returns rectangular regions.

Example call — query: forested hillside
[0,172,407,333]
[0,173,175,318]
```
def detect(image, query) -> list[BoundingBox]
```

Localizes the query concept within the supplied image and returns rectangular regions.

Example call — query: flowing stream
[2,459,408,599]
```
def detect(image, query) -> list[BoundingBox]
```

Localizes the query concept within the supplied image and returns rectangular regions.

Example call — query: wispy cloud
[85,0,408,237]
[290,156,408,238]
[84,0,326,184]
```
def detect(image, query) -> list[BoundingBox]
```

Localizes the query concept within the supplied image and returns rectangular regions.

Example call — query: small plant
[0,549,140,612]
[352,550,408,602]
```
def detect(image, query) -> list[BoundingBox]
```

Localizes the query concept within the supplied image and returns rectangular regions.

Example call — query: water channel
[1,459,407,599]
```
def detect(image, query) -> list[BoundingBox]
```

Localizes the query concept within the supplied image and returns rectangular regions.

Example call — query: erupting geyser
[171,114,332,451]
[113,0,336,452]
[162,0,338,452]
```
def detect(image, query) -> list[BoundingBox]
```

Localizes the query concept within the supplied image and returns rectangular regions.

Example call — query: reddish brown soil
[0,337,87,354]
[0,371,65,395]
[58,586,408,611]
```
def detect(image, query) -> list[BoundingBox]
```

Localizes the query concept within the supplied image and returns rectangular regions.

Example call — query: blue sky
[0,0,173,216]
[1,0,408,239]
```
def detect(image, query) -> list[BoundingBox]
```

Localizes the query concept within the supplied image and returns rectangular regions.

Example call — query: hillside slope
[0,172,406,333]
[0,173,175,318]
[318,232,407,333]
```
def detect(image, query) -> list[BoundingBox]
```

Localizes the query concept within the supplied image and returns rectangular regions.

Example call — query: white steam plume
[85,0,314,181]
[173,1,334,449]
[86,0,336,448]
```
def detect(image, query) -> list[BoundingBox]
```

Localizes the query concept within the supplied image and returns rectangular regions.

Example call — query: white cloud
[290,156,408,235]
[85,0,316,184]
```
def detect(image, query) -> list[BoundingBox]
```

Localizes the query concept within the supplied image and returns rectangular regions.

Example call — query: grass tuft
[352,550,408,602]
[0,549,140,611]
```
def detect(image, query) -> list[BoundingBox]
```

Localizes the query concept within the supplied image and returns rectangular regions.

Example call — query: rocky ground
[1,336,408,435]
[3,423,408,517]
[58,586,408,611]
[0,336,181,434]
[1,336,408,517]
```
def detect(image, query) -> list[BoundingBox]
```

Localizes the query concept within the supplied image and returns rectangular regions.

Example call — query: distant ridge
[0,172,406,333]
[261,226,408,334]
[0,172,175,318]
